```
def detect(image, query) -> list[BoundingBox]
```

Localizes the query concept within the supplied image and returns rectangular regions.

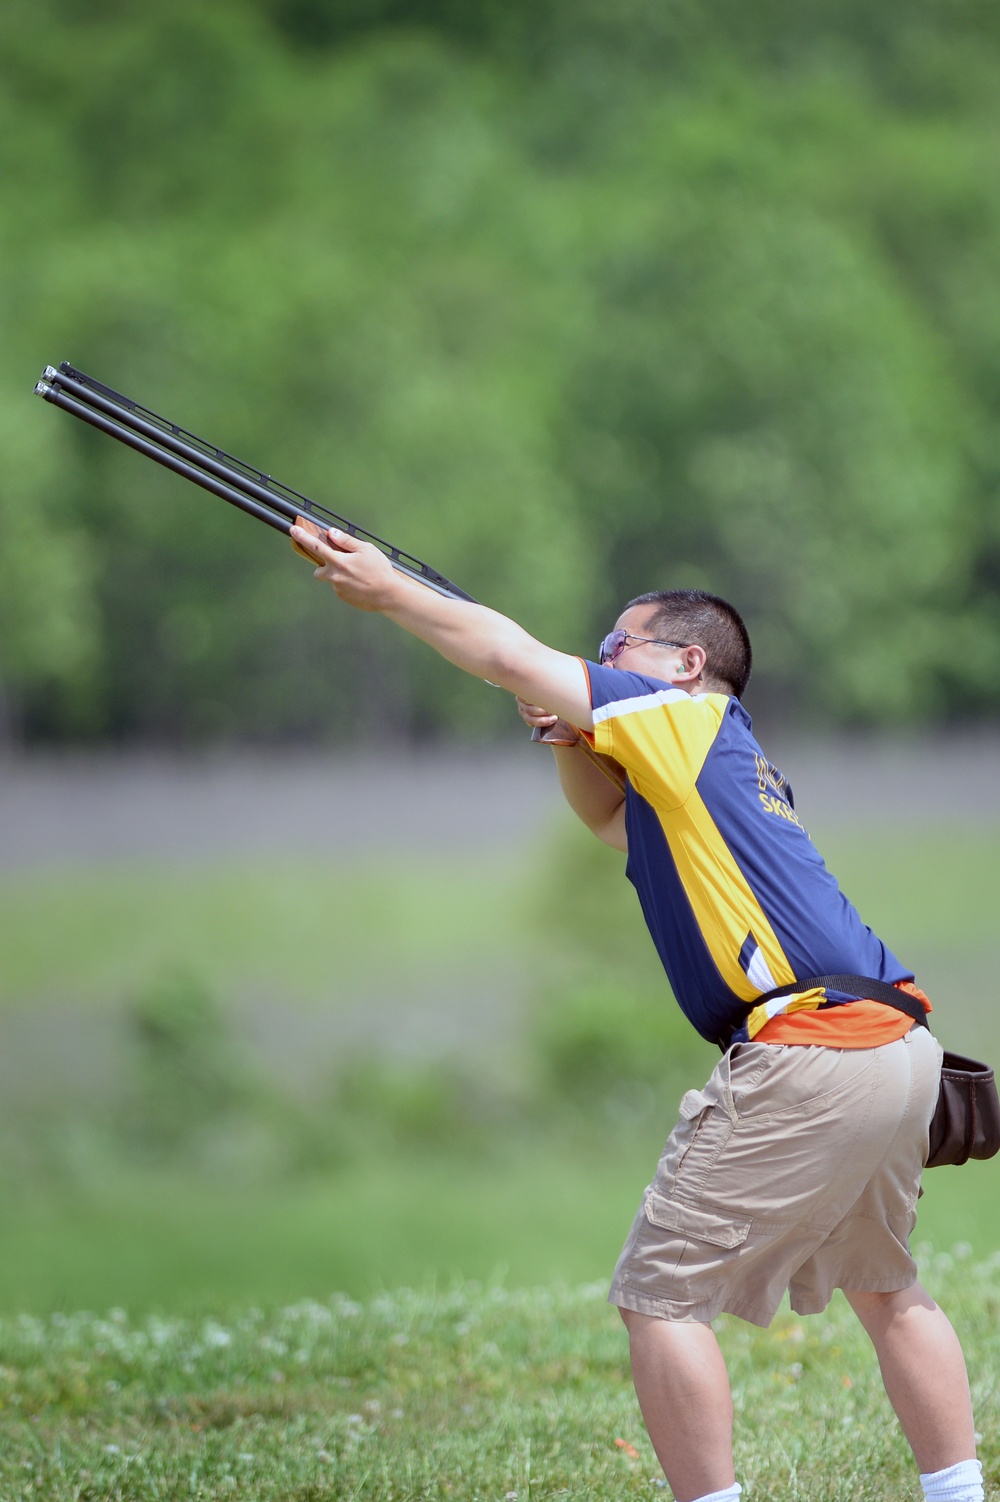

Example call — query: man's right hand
[516,698,581,745]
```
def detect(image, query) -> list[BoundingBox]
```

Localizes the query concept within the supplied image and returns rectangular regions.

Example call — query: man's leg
[620,1307,737,1502]
[845,1283,978,1473]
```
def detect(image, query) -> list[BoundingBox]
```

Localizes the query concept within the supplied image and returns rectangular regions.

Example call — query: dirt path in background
[0,749,557,870]
[2,733,1000,870]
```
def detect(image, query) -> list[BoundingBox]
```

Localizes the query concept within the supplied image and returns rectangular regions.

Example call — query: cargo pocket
[616,1191,752,1307]
[644,1191,751,1249]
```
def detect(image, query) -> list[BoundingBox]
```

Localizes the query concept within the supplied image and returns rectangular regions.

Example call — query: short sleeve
[582,659,728,809]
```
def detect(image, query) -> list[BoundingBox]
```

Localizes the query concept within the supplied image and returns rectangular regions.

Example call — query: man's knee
[846,1287,897,1316]
[845,1282,941,1339]
[618,1305,674,1336]
[846,1283,935,1316]
[619,1306,718,1340]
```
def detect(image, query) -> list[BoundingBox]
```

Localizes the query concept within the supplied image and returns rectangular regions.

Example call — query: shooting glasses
[34,363,475,603]
[598,628,690,665]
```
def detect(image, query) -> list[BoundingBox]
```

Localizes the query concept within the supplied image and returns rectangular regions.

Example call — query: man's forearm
[295,523,595,728]
[326,537,595,723]
[381,575,538,688]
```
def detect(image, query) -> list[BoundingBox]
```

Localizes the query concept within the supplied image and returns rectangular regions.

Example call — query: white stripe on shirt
[591,687,699,725]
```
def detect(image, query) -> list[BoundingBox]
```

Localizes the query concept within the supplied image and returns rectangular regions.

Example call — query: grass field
[0,1253,996,1501]
[0,1152,994,1316]
[0,854,525,1012]
[2,822,996,1026]
[0,820,998,1316]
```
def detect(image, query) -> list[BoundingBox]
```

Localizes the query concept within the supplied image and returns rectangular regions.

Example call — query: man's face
[604,605,690,681]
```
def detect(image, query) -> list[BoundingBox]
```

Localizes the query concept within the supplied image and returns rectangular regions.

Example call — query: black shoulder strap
[718,973,929,1052]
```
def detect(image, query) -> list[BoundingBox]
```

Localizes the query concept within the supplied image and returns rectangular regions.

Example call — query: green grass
[0,855,526,1008]
[2,827,996,1022]
[0,1254,997,1501]
[0,1152,995,1319]
[0,1154,644,1315]
[0,827,998,1319]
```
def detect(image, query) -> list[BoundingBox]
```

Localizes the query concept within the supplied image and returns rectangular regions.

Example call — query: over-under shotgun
[34,362,476,602]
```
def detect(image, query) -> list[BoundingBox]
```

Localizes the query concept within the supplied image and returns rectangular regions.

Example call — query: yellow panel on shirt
[582,660,914,1045]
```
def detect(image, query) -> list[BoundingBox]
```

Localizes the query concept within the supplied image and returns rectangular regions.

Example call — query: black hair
[625,588,752,699]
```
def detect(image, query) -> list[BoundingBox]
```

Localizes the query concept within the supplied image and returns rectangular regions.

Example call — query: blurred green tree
[2,0,1000,739]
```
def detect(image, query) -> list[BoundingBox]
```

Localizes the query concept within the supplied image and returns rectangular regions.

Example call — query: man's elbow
[483,653,520,693]
[581,806,627,853]
[596,822,628,853]
[482,637,537,696]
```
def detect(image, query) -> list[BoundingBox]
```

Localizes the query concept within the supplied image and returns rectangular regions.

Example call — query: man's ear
[679,645,708,681]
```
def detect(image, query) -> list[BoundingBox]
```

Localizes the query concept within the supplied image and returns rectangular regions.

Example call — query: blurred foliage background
[3,0,1000,1315]
[4,0,1000,744]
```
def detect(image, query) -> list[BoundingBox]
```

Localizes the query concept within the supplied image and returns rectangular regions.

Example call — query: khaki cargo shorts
[610,1026,942,1328]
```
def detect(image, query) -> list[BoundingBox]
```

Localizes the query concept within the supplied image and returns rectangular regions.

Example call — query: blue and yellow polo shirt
[583,661,916,1046]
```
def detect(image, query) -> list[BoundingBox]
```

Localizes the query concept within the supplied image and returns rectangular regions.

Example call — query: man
[291,520,981,1502]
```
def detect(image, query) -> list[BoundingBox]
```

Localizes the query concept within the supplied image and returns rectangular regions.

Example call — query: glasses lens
[599,629,627,664]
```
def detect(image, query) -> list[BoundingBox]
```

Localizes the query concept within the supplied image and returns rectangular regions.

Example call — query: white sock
[919,1459,984,1502]
[688,1486,742,1502]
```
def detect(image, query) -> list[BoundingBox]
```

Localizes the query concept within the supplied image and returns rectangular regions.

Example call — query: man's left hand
[290,521,398,612]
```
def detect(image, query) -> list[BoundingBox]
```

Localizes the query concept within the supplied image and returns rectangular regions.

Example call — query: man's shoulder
[583,660,730,723]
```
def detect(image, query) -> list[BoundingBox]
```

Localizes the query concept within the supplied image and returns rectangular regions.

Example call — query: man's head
[602,589,752,699]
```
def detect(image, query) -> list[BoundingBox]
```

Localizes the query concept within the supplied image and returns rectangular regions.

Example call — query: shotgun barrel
[34,363,477,603]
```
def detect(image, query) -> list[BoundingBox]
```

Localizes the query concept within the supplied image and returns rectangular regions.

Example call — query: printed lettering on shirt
[758,791,805,828]
[754,753,804,829]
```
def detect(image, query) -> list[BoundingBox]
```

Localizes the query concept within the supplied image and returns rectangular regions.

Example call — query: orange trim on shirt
[755,982,933,1048]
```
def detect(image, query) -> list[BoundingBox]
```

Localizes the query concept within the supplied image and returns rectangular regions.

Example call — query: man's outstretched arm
[293,523,595,729]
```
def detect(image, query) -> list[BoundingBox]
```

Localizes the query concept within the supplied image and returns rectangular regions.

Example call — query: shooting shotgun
[34,361,626,790]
